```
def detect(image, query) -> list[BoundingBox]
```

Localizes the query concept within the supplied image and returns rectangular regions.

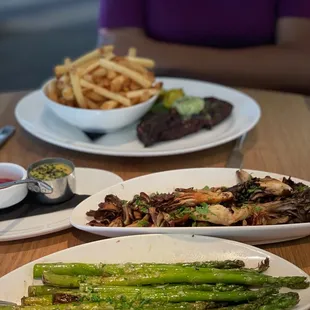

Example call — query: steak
[137,97,233,147]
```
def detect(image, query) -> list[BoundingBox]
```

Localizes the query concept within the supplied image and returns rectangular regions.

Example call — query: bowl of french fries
[42,46,162,133]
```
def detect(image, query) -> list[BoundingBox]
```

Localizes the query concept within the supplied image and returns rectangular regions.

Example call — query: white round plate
[0,167,122,241]
[0,234,309,309]
[71,168,310,245]
[15,77,261,157]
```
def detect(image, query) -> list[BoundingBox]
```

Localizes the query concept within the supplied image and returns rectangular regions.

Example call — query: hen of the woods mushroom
[86,170,310,227]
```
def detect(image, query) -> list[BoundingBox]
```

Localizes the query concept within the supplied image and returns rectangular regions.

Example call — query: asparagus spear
[21,295,53,306]
[28,286,78,297]
[0,301,227,310]
[178,260,245,269]
[43,273,81,288]
[33,260,246,278]
[27,283,245,297]
[33,263,103,278]
[211,305,257,310]
[213,292,299,310]
[3,302,113,310]
[89,272,308,289]
[258,292,299,310]
[22,287,277,305]
[2,292,299,310]
[42,269,309,289]
[79,283,246,293]
[101,265,261,277]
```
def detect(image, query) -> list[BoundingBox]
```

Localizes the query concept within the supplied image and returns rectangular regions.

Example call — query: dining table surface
[0,88,310,278]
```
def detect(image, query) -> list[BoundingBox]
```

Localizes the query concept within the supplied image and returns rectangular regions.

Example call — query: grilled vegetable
[4,258,307,310]
[87,170,310,228]
[33,260,246,278]
[42,269,308,289]
[22,287,278,305]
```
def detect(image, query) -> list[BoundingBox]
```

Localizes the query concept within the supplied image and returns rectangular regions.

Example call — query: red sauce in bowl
[0,178,15,184]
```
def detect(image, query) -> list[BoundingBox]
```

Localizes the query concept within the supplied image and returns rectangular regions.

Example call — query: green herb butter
[173,96,205,117]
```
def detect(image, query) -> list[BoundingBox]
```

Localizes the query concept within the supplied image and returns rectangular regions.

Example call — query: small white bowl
[41,79,159,133]
[0,163,28,209]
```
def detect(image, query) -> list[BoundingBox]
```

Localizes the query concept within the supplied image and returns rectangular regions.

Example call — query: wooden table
[1,89,310,278]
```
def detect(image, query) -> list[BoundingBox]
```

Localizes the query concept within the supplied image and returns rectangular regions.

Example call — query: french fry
[84,90,105,102]
[54,58,72,76]
[46,80,58,102]
[129,81,140,91]
[107,70,117,80]
[100,100,118,110]
[64,58,71,66]
[130,97,140,105]
[116,58,147,74]
[92,67,107,77]
[62,86,74,101]
[69,69,87,108]
[125,88,159,99]
[58,97,66,104]
[154,81,163,89]
[80,79,131,106]
[110,75,125,92]
[91,76,102,85]
[56,80,65,91]
[73,49,100,67]
[54,46,113,76]
[122,77,131,91]
[51,45,158,110]
[83,74,94,83]
[65,100,75,107]
[96,77,111,88]
[100,45,114,55]
[76,68,85,77]
[54,65,67,77]
[146,71,155,82]
[86,98,99,109]
[82,60,100,75]
[74,45,114,67]
[125,56,155,68]
[100,58,152,88]
[104,53,116,60]
[140,91,151,102]
[80,58,99,68]
[59,74,70,84]
[128,47,137,57]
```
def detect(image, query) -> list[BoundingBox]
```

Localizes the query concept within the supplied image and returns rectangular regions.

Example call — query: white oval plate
[0,168,123,241]
[71,168,310,245]
[0,234,309,309]
[15,77,261,157]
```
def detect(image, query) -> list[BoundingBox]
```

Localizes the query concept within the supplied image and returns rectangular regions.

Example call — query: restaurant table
[1,88,310,278]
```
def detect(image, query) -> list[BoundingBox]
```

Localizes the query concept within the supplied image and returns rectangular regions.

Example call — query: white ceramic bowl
[0,163,28,209]
[41,79,159,133]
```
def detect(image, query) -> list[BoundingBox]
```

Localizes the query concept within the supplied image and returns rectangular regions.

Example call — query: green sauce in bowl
[29,163,72,181]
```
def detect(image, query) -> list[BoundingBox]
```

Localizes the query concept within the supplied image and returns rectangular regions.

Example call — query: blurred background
[0,0,99,91]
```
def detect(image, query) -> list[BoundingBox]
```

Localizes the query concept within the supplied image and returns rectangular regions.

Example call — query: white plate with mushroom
[70,168,310,245]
